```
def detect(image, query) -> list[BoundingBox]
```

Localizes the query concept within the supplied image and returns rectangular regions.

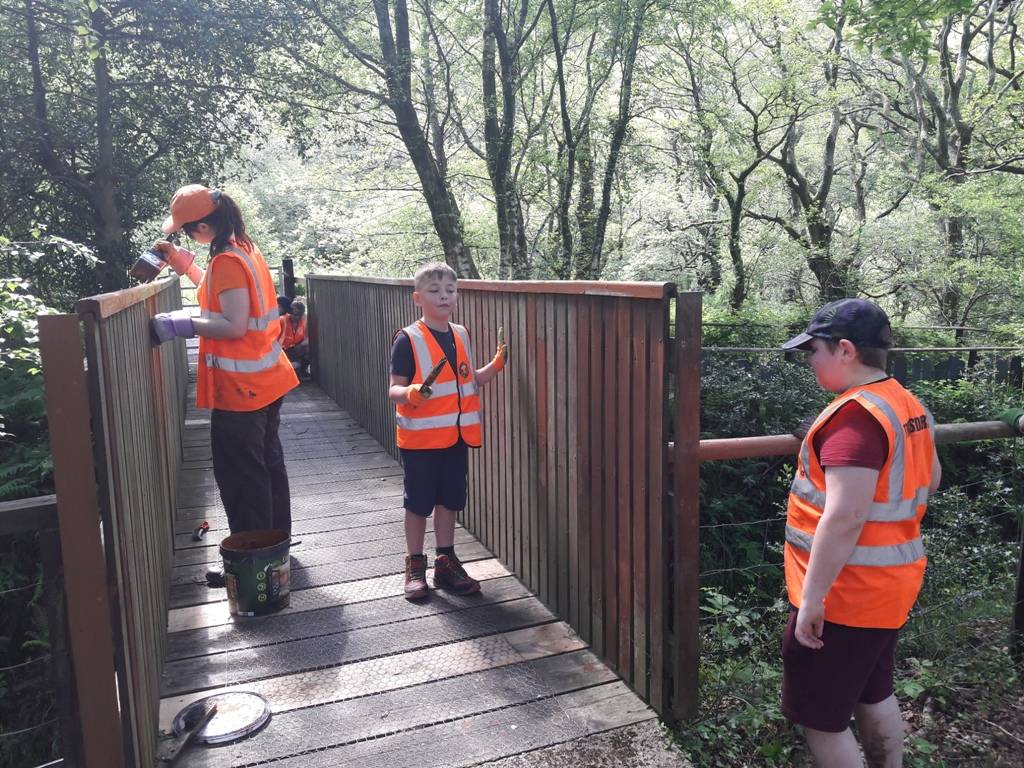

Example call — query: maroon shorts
[781,609,899,733]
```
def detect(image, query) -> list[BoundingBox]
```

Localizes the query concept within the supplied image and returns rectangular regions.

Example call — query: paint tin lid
[172,691,270,745]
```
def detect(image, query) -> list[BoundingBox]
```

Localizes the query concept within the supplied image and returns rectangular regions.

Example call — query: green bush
[0,281,53,501]
[0,280,59,765]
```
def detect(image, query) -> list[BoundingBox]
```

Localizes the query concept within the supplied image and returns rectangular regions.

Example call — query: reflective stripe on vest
[205,342,285,373]
[785,524,925,567]
[201,306,280,331]
[396,410,482,431]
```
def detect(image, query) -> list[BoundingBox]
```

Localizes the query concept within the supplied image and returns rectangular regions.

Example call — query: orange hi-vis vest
[785,377,936,629]
[394,320,481,449]
[283,315,307,349]
[196,241,297,411]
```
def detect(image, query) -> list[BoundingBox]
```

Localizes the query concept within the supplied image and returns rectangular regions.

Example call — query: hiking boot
[404,554,429,600]
[433,554,480,595]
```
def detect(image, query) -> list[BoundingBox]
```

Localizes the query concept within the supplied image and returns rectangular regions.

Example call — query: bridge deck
[158,381,684,767]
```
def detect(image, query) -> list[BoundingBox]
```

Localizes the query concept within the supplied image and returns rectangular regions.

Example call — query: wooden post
[39,314,125,768]
[671,292,702,723]
[283,258,296,298]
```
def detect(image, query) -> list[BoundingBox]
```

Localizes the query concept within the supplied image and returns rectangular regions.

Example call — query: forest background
[2,0,1023,765]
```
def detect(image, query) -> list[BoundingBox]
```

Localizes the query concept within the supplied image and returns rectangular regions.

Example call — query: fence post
[670,292,702,722]
[38,314,125,768]
[283,258,296,298]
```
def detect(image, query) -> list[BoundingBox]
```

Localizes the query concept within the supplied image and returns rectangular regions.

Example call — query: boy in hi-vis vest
[389,262,507,600]
[780,299,941,766]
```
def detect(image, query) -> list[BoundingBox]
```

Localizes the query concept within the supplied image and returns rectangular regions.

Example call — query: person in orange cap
[149,185,298,584]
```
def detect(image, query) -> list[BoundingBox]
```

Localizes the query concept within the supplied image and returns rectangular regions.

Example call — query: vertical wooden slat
[566,298,581,636]
[672,291,702,722]
[515,293,528,579]
[589,297,606,658]
[616,298,633,681]
[647,293,671,714]
[575,299,592,644]
[631,301,649,697]
[543,295,557,610]
[39,314,125,768]
[554,297,570,619]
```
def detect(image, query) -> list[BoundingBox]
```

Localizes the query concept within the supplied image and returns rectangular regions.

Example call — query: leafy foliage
[0,280,53,501]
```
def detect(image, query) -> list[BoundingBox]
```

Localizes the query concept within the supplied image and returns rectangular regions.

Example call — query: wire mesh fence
[0,537,63,768]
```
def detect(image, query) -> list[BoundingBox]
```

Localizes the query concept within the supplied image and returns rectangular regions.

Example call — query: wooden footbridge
[20,277,703,767]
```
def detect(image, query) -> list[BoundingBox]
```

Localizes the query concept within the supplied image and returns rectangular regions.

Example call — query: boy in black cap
[780,298,941,766]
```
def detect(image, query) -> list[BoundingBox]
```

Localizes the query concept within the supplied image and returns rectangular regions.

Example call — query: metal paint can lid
[172,691,271,745]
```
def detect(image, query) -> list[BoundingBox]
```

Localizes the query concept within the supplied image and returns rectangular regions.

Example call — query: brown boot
[404,554,429,600]
[433,553,480,594]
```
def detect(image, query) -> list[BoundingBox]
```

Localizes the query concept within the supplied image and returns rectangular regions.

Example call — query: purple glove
[150,310,195,345]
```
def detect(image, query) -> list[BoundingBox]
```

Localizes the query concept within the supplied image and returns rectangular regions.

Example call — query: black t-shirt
[390,325,458,380]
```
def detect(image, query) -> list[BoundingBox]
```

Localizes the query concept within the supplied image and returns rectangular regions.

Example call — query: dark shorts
[781,609,899,733]
[400,441,469,517]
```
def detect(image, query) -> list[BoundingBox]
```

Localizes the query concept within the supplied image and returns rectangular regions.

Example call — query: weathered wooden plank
[168,558,512,633]
[174,650,618,768]
[263,681,653,768]
[671,292,702,723]
[647,298,669,714]
[170,527,477,583]
[616,297,633,682]
[588,297,605,657]
[169,540,494,608]
[162,597,557,695]
[168,575,533,661]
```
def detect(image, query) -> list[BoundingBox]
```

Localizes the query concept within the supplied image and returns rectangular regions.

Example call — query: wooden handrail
[690,420,1018,462]
[76,275,177,319]
[0,494,57,535]
[305,274,675,299]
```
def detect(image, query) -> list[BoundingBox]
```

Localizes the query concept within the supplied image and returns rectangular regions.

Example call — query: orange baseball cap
[161,184,221,233]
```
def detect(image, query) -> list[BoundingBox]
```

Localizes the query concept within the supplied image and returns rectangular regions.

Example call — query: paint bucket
[220,529,291,617]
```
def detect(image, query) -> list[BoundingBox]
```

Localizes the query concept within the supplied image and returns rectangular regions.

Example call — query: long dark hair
[185,191,252,254]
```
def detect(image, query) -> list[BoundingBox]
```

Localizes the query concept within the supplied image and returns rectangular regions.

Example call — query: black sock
[437,546,455,559]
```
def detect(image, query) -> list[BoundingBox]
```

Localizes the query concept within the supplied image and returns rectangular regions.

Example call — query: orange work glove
[406,384,431,406]
[152,241,203,285]
[492,325,507,372]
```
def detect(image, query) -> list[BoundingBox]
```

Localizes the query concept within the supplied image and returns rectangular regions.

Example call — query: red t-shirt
[812,400,888,471]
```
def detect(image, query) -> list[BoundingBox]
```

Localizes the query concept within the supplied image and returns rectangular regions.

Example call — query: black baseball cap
[782,298,893,351]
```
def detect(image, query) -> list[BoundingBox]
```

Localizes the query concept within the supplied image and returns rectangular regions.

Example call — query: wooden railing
[307,276,702,723]
[37,277,187,766]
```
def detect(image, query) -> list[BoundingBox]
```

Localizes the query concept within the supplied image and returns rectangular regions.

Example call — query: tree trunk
[90,9,127,290]
[573,122,595,278]
[374,0,478,278]
[483,0,529,279]
[588,1,647,279]
[727,185,746,309]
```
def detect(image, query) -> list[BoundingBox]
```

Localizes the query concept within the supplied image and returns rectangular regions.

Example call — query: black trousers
[211,397,290,535]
